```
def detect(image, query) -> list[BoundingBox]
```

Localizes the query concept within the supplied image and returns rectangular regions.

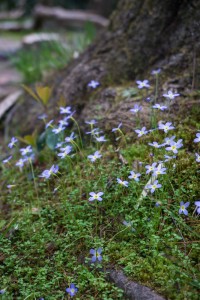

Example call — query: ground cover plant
[0,70,200,299]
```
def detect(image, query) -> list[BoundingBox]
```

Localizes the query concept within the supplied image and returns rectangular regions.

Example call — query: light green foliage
[0,118,199,299]
[10,27,96,84]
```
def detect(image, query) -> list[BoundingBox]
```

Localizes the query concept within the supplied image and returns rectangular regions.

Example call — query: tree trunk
[7,0,200,135]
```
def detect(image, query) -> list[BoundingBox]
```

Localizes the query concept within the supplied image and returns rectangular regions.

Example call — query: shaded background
[0,0,118,17]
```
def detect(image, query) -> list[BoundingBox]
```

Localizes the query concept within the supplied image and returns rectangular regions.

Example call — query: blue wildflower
[88,151,102,162]
[136,80,150,89]
[39,165,59,179]
[194,132,200,143]
[179,202,190,215]
[146,180,162,193]
[135,127,148,137]
[152,103,167,111]
[90,248,102,262]
[128,171,141,182]
[151,69,161,75]
[95,135,107,142]
[2,156,12,164]
[165,139,183,154]
[58,145,72,159]
[8,137,18,149]
[66,283,78,297]
[20,145,32,156]
[130,104,142,114]
[163,90,179,99]
[112,122,122,132]
[145,162,157,174]
[60,106,71,114]
[88,80,100,89]
[117,178,129,187]
[85,119,97,125]
[89,192,104,202]
[195,201,200,214]
[195,153,200,162]
[158,122,175,133]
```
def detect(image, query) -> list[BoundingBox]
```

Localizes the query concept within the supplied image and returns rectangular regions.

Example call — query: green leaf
[122,88,138,98]
[36,86,52,106]
[37,131,46,152]
[22,84,40,102]
[46,129,59,150]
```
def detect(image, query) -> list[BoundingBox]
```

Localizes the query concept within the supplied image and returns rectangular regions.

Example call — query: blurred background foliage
[0,0,118,16]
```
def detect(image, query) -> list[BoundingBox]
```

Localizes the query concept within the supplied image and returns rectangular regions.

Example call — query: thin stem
[71,117,83,149]
[29,159,39,207]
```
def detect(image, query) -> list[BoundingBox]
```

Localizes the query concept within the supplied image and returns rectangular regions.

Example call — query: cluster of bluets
[1,77,200,298]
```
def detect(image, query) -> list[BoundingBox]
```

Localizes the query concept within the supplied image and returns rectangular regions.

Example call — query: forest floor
[0,29,200,300]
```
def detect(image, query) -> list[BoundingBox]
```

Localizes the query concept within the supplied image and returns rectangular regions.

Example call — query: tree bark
[7,0,200,135]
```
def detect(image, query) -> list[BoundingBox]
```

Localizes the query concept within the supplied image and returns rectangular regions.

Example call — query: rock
[0,90,23,120]
[33,4,109,30]
[0,19,33,32]
[22,33,60,46]
[108,269,165,300]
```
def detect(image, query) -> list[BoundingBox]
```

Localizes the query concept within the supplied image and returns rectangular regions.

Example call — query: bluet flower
[89,192,104,202]
[58,145,72,159]
[45,119,54,129]
[86,128,102,135]
[195,153,200,162]
[90,248,102,262]
[60,106,71,114]
[55,142,64,149]
[85,119,97,125]
[158,122,175,133]
[20,145,32,156]
[16,158,26,168]
[152,165,166,176]
[39,165,59,179]
[148,142,164,148]
[38,113,47,120]
[164,154,176,162]
[194,201,200,214]
[165,139,183,154]
[95,135,107,142]
[65,132,76,142]
[52,126,65,134]
[0,290,5,294]
[128,171,141,182]
[123,220,135,232]
[145,162,157,174]
[88,151,102,162]
[194,132,200,143]
[8,137,18,148]
[130,104,142,114]
[179,201,190,215]
[66,283,78,297]
[117,178,129,187]
[136,80,150,89]
[2,156,12,164]
[88,80,100,88]
[112,122,122,132]
[152,103,167,111]
[151,69,161,75]
[163,91,180,99]
[58,119,69,127]
[146,180,162,193]
[135,127,148,137]
[164,136,176,145]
